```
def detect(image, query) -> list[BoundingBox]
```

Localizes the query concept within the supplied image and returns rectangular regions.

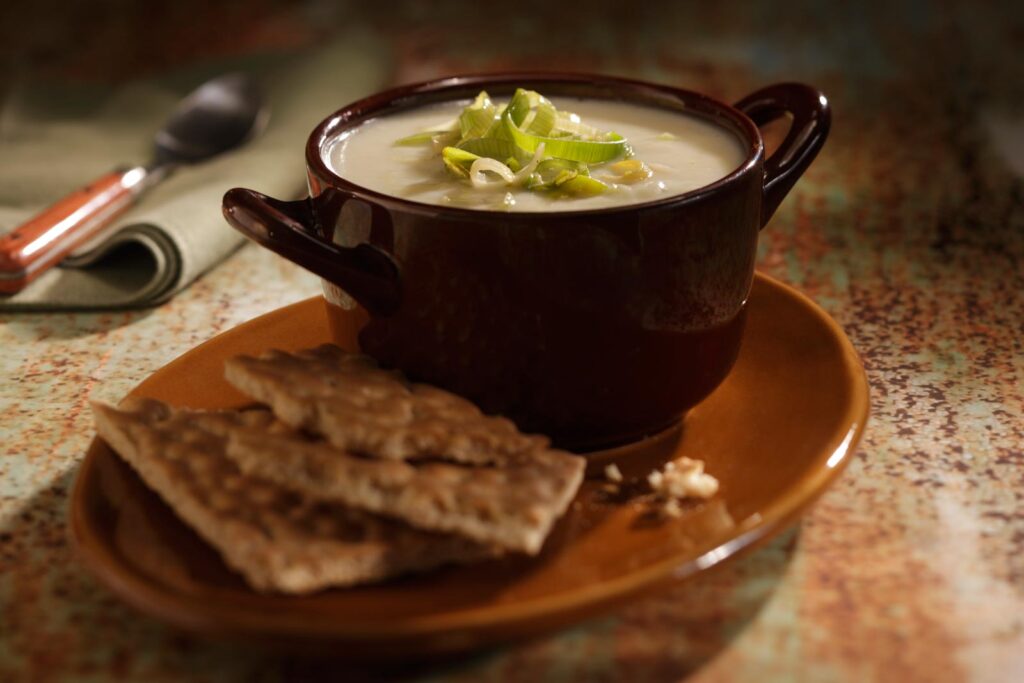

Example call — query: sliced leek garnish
[555,110,601,138]
[457,136,521,162]
[559,175,609,197]
[469,157,516,187]
[505,109,626,163]
[459,91,496,140]
[410,87,654,199]
[504,88,533,127]
[512,143,546,184]
[502,88,626,163]
[442,147,480,178]
[527,158,589,190]
[521,98,557,136]
[606,159,654,184]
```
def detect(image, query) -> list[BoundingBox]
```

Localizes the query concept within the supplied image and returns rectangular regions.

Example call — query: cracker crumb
[647,457,718,500]
[661,498,683,518]
[604,463,623,483]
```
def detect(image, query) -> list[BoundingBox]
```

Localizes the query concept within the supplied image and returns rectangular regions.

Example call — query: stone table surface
[1,2,1022,681]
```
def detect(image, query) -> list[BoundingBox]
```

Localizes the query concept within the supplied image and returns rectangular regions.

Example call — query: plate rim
[68,272,870,644]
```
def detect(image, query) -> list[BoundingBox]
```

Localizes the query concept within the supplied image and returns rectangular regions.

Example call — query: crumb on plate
[647,457,718,501]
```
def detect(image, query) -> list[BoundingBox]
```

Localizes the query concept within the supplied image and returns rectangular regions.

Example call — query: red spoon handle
[0,166,146,294]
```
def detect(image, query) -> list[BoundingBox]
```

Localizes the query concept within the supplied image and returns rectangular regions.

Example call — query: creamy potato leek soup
[324,88,746,212]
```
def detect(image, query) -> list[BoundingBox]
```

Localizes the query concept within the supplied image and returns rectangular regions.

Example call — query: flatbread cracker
[224,345,548,463]
[91,398,491,594]
[223,424,584,554]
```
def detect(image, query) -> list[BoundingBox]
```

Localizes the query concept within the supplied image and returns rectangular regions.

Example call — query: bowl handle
[222,188,400,315]
[734,83,831,227]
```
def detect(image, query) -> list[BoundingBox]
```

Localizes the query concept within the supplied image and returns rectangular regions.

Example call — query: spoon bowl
[155,73,269,165]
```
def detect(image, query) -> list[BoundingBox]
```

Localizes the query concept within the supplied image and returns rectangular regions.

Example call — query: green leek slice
[504,88,533,127]
[505,88,558,137]
[555,110,601,138]
[504,109,627,163]
[523,101,557,136]
[529,158,589,190]
[457,137,521,161]
[398,87,647,200]
[559,175,609,197]
[442,146,480,179]
[607,159,653,183]
[458,91,496,140]
[469,157,516,186]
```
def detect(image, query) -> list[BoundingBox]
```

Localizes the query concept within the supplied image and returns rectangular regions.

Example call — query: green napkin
[0,32,390,311]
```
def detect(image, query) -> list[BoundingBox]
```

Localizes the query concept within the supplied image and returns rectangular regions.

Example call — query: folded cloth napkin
[0,32,390,311]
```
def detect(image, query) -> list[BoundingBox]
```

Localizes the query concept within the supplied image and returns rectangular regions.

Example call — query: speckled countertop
[1,2,1022,681]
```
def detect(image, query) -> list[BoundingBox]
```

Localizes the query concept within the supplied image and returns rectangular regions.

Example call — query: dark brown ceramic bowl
[222,74,830,448]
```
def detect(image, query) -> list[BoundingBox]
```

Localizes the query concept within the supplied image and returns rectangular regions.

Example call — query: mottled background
[1,1,1022,681]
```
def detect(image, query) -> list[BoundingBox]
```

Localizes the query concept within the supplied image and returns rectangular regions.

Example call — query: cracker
[223,424,584,554]
[223,345,548,463]
[91,398,492,594]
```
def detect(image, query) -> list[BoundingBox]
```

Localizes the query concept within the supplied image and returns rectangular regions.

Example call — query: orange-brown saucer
[68,272,868,656]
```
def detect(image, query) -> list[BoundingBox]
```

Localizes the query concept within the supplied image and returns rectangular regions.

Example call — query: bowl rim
[304,72,766,218]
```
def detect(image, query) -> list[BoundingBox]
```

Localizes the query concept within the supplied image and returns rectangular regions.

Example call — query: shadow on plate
[0,458,796,680]
[277,526,800,681]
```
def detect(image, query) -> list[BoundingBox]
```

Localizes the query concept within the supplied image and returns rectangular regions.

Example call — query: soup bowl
[222,74,830,448]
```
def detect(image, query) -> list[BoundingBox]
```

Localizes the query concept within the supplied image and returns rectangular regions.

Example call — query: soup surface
[324,96,747,212]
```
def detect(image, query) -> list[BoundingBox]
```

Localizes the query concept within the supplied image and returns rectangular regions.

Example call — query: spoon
[0,73,268,294]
